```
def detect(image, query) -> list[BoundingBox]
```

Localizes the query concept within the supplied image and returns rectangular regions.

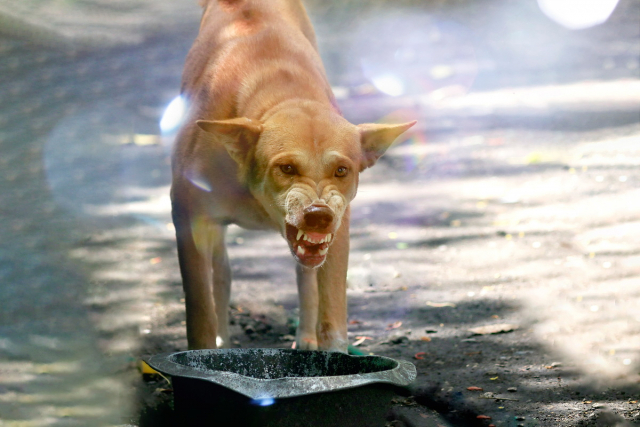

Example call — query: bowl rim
[145,348,417,399]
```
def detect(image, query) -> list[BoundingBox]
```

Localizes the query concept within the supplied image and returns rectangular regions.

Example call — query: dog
[171,0,415,352]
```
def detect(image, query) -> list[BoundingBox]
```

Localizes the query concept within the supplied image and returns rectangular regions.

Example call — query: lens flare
[251,397,275,406]
[401,131,429,173]
[371,75,405,97]
[537,0,619,29]
[356,14,478,98]
[160,95,186,135]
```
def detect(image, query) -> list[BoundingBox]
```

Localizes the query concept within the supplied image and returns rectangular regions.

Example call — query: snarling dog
[171,0,415,352]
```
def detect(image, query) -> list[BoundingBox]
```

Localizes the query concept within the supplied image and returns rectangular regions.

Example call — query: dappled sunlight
[1,0,638,423]
[0,359,130,424]
[348,122,640,389]
[82,190,172,219]
[524,278,640,385]
[422,79,640,113]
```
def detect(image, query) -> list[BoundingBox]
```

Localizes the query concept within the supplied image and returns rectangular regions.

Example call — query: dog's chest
[197,185,276,231]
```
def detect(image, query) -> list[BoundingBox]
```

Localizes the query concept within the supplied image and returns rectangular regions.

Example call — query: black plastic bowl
[145,348,416,427]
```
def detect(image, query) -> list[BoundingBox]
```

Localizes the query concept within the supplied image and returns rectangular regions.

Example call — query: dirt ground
[0,0,639,426]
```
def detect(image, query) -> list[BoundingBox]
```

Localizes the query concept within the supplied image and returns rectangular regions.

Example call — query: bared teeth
[297,246,306,256]
[295,230,333,244]
[318,247,328,256]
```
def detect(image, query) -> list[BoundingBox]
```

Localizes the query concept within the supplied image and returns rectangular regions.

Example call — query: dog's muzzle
[285,202,338,268]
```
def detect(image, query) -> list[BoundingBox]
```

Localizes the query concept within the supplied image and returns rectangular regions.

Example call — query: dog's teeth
[296,229,304,241]
[297,246,306,256]
[326,234,332,242]
[319,247,328,256]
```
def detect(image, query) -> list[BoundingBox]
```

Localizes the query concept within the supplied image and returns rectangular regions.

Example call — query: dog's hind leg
[211,225,231,348]
[296,264,319,350]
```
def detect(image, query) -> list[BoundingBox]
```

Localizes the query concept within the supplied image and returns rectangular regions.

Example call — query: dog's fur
[171,0,415,352]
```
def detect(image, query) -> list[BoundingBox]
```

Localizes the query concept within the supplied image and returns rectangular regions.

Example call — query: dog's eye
[280,164,297,175]
[335,166,348,177]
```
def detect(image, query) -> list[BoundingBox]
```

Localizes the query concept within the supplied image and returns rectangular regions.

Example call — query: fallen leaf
[490,377,499,381]
[525,152,542,164]
[468,323,519,335]
[467,386,483,391]
[140,361,159,375]
[386,321,403,330]
[465,351,481,356]
[349,319,363,325]
[414,352,427,360]
[477,415,491,420]
[420,336,432,342]
[353,336,373,346]
[426,301,456,308]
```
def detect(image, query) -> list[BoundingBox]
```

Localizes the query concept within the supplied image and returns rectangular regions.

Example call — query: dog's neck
[236,61,337,120]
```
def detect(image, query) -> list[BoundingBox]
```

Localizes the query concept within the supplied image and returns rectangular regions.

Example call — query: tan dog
[171,0,415,352]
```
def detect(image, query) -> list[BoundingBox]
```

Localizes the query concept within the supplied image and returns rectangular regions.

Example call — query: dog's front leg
[316,207,350,353]
[211,225,231,348]
[296,264,319,350]
[174,212,225,350]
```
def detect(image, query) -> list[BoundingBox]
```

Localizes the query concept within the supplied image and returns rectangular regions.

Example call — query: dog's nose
[303,204,334,230]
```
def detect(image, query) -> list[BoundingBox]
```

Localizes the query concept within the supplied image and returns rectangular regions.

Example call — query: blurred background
[0,0,638,425]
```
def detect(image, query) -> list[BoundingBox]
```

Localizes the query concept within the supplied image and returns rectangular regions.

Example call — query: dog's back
[181,0,325,113]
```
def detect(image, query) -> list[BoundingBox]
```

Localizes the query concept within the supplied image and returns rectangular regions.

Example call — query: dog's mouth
[285,223,332,268]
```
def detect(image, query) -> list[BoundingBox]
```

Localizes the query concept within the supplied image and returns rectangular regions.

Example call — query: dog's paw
[317,325,349,352]
[295,335,318,350]
[320,340,348,353]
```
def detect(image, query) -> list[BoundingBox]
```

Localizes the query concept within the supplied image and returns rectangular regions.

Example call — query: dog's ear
[197,118,263,165]
[357,121,416,171]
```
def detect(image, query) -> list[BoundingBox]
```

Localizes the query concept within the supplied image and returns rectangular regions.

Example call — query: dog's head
[197,106,414,268]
